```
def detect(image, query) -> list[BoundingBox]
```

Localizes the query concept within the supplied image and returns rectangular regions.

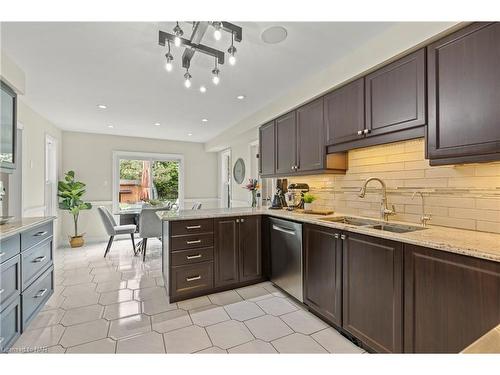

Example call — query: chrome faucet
[358,177,396,221]
[412,191,432,227]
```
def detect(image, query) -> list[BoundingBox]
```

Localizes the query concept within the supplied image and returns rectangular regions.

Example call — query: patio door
[112,151,184,212]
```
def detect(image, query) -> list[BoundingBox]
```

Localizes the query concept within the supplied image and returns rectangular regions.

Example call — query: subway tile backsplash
[287,138,500,233]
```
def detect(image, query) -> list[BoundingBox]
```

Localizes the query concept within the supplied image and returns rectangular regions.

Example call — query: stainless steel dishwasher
[269,217,303,302]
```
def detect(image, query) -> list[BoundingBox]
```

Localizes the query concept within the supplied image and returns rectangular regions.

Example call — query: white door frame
[219,148,231,208]
[112,150,185,213]
[44,134,58,217]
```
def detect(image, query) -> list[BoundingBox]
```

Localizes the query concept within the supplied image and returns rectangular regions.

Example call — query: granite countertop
[157,207,500,263]
[0,216,55,240]
[462,324,500,353]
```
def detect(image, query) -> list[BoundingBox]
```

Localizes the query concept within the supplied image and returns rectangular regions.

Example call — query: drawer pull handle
[186,240,201,245]
[186,254,202,260]
[33,231,48,237]
[0,288,4,295]
[186,225,201,230]
[0,252,5,258]
[34,289,48,298]
[32,255,47,263]
[186,275,201,282]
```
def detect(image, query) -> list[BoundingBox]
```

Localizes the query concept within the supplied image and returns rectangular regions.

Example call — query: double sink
[319,216,426,233]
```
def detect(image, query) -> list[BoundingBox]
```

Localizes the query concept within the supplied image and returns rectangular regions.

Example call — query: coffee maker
[285,183,309,210]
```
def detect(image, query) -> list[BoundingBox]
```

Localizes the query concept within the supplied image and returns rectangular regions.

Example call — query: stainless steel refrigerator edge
[269,217,303,302]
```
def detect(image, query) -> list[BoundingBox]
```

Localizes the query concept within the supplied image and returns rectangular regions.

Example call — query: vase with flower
[243,178,260,208]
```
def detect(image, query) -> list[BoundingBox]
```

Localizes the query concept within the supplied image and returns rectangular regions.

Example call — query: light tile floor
[10,238,365,354]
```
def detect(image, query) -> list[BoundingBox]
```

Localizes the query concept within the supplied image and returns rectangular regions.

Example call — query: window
[112,151,184,212]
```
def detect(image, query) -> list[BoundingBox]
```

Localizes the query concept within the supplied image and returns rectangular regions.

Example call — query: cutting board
[302,209,334,215]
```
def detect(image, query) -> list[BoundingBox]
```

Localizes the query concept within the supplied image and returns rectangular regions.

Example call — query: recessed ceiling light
[237,95,246,100]
[199,86,207,93]
[107,125,114,128]
[154,122,161,126]
[201,118,208,123]
[261,26,288,44]
[187,132,193,136]
[97,104,107,109]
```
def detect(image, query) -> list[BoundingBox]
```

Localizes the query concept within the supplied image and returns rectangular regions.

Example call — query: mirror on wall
[233,158,246,184]
[0,81,17,170]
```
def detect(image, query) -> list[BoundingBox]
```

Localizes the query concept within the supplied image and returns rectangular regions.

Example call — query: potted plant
[58,170,92,248]
[303,192,316,212]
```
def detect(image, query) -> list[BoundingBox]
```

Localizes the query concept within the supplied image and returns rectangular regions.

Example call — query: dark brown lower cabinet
[214,216,262,288]
[404,244,500,353]
[342,232,403,353]
[303,225,342,327]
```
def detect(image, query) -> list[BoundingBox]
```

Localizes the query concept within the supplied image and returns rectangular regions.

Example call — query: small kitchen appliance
[285,183,309,210]
[269,179,288,209]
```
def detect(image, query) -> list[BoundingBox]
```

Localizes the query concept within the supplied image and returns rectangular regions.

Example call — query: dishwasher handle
[272,224,296,236]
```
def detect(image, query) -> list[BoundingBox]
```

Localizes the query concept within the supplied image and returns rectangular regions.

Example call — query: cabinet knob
[334,233,340,239]
[340,234,346,240]
[357,130,363,136]
[240,218,245,223]
[236,219,240,223]
[363,129,370,135]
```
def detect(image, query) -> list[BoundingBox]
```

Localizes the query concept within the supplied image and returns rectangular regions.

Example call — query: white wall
[61,131,218,242]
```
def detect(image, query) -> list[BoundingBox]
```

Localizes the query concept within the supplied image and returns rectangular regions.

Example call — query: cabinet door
[296,98,325,172]
[404,244,500,353]
[259,121,275,176]
[303,225,342,326]
[325,78,365,145]
[275,111,297,174]
[365,48,426,136]
[342,232,403,353]
[427,22,500,164]
[214,218,239,287]
[238,216,262,283]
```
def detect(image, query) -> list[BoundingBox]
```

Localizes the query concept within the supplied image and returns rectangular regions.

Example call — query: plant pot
[69,235,84,248]
[304,203,313,211]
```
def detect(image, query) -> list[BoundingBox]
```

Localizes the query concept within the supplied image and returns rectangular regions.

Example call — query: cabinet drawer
[22,266,54,329]
[21,221,53,252]
[0,254,21,308]
[171,233,214,251]
[171,247,214,266]
[0,235,20,264]
[171,262,214,299]
[0,296,21,353]
[21,238,53,290]
[171,219,214,236]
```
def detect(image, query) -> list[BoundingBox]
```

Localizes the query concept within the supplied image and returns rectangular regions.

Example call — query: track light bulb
[211,67,220,85]
[174,36,181,47]
[173,22,184,47]
[184,71,192,88]
[165,52,174,72]
[228,43,237,66]
[229,54,236,66]
[214,29,222,41]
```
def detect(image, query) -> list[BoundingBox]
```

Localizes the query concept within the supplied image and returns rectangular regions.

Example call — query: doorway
[220,149,231,208]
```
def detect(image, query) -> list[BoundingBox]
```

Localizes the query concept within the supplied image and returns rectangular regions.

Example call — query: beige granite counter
[157,207,500,263]
[0,216,55,240]
[462,324,500,353]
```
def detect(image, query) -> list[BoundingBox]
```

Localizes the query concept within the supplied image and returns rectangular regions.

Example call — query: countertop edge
[157,209,500,263]
[0,216,56,240]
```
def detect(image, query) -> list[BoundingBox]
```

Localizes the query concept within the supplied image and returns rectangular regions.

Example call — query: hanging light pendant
[213,22,222,41]
[184,68,192,88]
[173,22,184,47]
[227,31,237,66]
[211,58,220,85]
[164,41,173,72]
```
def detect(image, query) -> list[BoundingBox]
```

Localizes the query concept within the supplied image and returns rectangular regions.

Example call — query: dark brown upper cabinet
[258,121,275,176]
[365,48,426,136]
[404,244,500,353]
[325,78,365,145]
[303,224,342,327]
[296,98,325,172]
[214,216,262,288]
[275,111,297,175]
[427,22,500,165]
[342,232,403,353]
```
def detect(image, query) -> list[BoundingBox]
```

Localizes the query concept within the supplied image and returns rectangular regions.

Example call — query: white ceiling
[1,22,396,143]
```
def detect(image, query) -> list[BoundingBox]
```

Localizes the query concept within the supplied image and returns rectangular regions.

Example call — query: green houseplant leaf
[58,170,92,237]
